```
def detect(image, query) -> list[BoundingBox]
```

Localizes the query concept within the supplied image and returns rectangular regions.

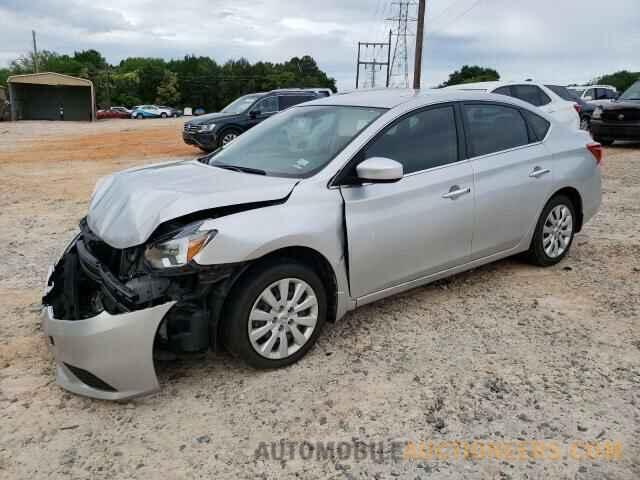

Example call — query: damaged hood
[87,160,298,248]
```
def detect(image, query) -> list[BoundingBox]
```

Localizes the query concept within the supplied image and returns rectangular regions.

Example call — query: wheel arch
[214,245,340,348]
[549,186,584,232]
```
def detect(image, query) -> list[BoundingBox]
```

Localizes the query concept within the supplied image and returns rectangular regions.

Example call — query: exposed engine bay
[44,218,243,353]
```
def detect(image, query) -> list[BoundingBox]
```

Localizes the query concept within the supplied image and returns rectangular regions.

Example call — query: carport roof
[8,72,93,87]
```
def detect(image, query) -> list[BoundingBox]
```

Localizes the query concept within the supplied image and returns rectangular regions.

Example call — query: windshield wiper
[214,164,267,176]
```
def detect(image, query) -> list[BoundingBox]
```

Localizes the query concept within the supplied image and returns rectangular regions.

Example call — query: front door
[339,105,474,298]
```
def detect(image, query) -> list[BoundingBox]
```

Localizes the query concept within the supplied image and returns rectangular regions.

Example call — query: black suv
[591,80,640,146]
[183,89,321,152]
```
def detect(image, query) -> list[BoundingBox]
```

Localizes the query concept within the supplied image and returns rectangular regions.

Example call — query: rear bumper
[42,266,175,400]
[182,131,218,150]
[591,120,640,140]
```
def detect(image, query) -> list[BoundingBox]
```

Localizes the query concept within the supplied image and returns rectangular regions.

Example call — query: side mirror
[584,96,593,101]
[249,110,260,118]
[356,157,403,183]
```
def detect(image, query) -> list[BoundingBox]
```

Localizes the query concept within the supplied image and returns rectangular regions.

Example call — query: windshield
[620,81,640,101]
[221,94,263,114]
[207,105,386,178]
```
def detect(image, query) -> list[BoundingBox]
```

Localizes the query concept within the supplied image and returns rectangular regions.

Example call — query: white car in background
[445,81,580,130]
[567,85,618,106]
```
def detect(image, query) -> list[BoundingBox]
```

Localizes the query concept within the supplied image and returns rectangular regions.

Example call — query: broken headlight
[145,223,217,269]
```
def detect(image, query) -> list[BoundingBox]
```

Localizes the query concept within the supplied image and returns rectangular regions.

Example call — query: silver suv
[42,89,602,400]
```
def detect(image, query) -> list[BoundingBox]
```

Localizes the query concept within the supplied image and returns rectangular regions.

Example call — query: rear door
[340,104,474,298]
[462,102,554,258]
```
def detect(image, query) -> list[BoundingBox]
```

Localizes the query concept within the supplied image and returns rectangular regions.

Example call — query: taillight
[587,142,603,165]
[573,103,582,114]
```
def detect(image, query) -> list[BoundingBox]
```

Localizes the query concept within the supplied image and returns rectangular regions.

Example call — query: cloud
[0,0,638,90]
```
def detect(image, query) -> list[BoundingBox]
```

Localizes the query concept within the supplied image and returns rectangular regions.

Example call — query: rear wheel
[222,260,327,369]
[161,112,168,119]
[526,195,576,267]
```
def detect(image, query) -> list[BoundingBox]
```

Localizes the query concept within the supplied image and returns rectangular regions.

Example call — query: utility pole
[354,36,392,89]
[413,0,425,89]
[32,30,39,73]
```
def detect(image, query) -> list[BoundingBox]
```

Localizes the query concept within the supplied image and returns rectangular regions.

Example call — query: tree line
[438,65,639,92]
[0,50,337,112]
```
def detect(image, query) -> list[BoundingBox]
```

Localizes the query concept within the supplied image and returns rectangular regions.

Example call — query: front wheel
[161,112,168,119]
[217,129,240,148]
[526,195,576,267]
[222,261,327,369]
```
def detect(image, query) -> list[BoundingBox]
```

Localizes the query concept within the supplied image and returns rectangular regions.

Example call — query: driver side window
[364,106,459,175]
[253,96,278,114]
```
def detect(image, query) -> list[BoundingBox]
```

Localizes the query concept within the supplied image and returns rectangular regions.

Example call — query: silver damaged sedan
[42,89,602,399]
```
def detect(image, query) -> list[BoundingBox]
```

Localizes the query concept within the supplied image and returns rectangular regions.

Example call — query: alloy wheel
[247,278,318,360]
[542,205,573,258]
[222,132,238,145]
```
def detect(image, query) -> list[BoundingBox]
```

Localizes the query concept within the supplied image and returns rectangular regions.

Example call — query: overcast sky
[0,0,638,90]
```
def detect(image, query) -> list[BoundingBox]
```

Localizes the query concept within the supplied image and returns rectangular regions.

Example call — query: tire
[217,128,241,148]
[161,112,168,119]
[198,147,214,153]
[135,114,142,120]
[526,195,576,267]
[594,137,614,146]
[222,260,327,369]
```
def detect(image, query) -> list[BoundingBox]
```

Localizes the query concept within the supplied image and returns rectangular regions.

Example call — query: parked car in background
[545,85,595,131]
[43,89,601,400]
[183,89,320,151]
[568,85,618,106]
[159,106,182,117]
[591,80,640,145]
[131,105,174,119]
[193,108,206,116]
[445,81,580,130]
[96,106,132,120]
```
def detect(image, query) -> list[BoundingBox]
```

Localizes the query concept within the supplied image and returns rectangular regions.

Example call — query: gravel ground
[0,120,639,479]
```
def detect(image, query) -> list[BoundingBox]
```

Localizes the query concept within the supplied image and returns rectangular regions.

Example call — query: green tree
[0,68,10,86]
[592,70,640,93]
[439,65,500,88]
[155,70,180,105]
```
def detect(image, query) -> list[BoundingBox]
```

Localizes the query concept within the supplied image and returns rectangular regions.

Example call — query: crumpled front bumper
[42,267,175,400]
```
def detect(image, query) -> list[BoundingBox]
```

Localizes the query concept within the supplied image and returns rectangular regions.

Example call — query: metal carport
[7,72,95,121]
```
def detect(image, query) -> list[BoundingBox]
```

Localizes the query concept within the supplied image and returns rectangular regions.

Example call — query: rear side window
[279,95,316,110]
[365,106,458,174]
[463,104,530,157]
[511,85,551,107]
[493,86,513,97]
[522,110,551,141]
[545,85,579,102]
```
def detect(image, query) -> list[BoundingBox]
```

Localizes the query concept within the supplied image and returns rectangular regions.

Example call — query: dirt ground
[0,119,638,479]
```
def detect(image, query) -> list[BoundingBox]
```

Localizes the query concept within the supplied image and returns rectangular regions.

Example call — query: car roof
[302,87,553,113]
[444,80,556,92]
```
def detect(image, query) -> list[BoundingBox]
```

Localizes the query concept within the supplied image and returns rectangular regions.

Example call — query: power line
[429,0,486,33]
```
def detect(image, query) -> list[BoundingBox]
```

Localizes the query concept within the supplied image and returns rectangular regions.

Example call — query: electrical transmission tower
[388,1,416,88]
[355,34,392,89]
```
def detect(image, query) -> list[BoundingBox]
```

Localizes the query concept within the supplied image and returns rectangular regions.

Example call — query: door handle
[529,167,551,178]
[442,186,471,200]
